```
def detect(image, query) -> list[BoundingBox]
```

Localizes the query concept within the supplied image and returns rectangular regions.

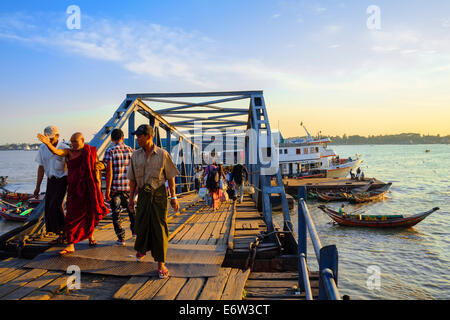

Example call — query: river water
[273,144,450,300]
[1,146,449,299]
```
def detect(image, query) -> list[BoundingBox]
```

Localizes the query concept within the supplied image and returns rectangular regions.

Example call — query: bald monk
[37,132,109,255]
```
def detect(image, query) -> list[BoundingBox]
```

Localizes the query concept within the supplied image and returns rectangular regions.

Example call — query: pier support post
[318,245,339,300]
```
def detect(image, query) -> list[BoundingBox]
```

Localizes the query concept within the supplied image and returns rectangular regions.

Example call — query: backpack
[206,167,220,192]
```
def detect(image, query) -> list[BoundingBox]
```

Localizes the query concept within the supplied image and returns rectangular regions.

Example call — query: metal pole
[299,200,322,263]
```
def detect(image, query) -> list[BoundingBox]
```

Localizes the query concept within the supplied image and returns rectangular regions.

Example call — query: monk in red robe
[37,132,108,255]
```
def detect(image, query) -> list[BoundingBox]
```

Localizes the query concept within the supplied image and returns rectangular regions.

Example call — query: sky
[0,0,449,144]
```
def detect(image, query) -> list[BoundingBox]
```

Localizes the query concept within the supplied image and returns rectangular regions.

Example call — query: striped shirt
[103,143,134,192]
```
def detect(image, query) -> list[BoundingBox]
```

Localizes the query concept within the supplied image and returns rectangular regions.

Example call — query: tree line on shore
[287,133,450,145]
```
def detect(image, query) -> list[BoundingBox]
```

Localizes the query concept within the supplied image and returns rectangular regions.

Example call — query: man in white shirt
[34,125,68,243]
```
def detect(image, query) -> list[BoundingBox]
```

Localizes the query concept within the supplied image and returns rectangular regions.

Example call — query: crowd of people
[34,124,251,279]
[193,161,249,210]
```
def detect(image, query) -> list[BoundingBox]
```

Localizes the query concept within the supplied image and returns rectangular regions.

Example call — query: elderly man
[34,126,68,244]
[37,132,108,255]
[127,124,180,279]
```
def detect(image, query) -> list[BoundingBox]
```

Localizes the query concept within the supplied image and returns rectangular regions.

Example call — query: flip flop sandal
[58,249,75,255]
[89,239,98,247]
[158,268,170,279]
[136,252,145,262]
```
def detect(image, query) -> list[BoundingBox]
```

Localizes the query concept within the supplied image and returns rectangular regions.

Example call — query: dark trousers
[194,178,201,191]
[45,176,67,234]
[110,191,135,241]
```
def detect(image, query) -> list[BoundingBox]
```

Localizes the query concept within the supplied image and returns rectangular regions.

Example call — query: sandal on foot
[58,249,75,255]
[89,239,98,247]
[158,267,170,279]
[136,252,145,262]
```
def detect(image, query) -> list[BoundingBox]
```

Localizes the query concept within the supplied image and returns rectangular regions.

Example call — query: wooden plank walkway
[0,193,319,300]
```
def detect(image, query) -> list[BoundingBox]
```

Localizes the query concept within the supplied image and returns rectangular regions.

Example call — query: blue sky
[1,0,450,143]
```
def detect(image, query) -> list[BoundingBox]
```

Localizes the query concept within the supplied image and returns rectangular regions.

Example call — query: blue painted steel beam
[126,91,260,99]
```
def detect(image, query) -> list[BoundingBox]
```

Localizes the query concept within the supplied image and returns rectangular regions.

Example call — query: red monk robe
[65,144,108,244]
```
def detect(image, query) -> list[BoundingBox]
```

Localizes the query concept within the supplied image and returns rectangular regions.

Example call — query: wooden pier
[0,193,317,300]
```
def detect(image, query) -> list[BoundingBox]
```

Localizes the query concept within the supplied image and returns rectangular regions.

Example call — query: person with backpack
[232,163,249,203]
[205,163,221,210]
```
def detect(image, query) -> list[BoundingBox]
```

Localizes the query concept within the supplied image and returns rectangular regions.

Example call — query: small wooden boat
[318,205,439,228]
[349,182,392,203]
[0,191,32,202]
[316,191,350,201]
[0,207,34,222]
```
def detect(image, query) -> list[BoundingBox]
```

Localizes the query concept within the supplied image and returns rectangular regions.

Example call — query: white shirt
[35,141,69,178]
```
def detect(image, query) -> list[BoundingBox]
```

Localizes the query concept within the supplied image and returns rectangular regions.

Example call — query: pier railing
[297,186,341,300]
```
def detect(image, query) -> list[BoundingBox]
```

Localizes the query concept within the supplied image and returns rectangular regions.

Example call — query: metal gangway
[89,91,292,233]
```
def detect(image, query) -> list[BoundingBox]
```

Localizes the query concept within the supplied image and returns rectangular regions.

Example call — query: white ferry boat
[278,126,362,178]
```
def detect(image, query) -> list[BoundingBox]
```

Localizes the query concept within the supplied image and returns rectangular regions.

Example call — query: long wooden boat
[1,191,33,202]
[318,205,439,228]
[0,207,34,222]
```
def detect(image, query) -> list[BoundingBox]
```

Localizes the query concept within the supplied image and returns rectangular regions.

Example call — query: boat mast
[301,121,313,142]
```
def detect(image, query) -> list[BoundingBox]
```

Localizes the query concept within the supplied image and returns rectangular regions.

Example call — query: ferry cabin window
[284,149,288,154]
[279,149,282,155]
[303,148,308,154]
[315,147,319,153]
[296,148,301,155]
[310,147,315,153]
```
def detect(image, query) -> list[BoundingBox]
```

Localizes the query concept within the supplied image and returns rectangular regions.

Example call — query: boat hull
[318,205,439,228]
[326,159,363,178]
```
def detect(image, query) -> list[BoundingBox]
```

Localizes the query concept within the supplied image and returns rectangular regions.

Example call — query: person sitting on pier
[349,169,355,180]
[127,124,180,279]
[37,132,109,255]
[103,128,135,246]
[34,126,69,244]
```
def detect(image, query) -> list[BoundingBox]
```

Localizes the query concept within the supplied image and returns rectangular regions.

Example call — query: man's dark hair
[111,128,124,141]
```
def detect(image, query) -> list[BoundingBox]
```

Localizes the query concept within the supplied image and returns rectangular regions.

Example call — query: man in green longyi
[127,124,180,279]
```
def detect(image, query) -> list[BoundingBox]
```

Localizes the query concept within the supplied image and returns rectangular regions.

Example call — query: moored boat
[278,124,363,178]
[0,207,34,222]
[349,182,392,203]
[1,191,33,202]
[316,191,350,201]
[318,205,439,228]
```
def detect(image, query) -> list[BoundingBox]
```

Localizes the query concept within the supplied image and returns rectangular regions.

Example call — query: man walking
[231,163,249,203]
[34,126,68,244]
[103,128,135,245]
[127,124,180,279]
